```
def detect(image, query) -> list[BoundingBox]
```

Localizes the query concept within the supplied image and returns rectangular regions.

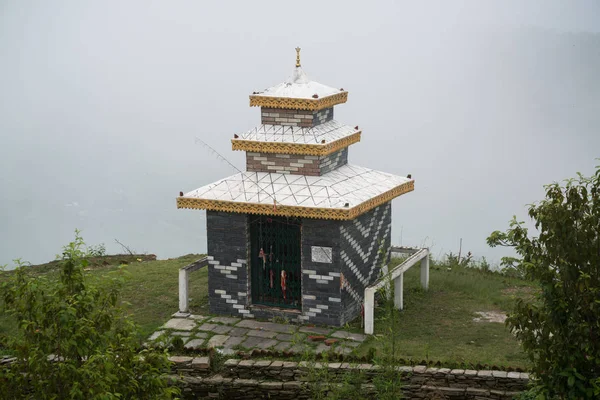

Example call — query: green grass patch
[350,260,534,369]
[0,254,209,346]
[2,254,533,369]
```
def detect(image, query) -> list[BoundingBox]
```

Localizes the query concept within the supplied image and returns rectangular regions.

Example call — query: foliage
[0,232,179,399]
[86,243,107,258]
[487,167,600,398]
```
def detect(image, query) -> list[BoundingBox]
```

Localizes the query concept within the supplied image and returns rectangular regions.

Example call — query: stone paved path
[148,313,367,355]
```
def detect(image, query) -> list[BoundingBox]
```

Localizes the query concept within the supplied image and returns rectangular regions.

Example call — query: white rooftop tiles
[236,120,357,145]
[253,67,341,100]
[182,165,411,209]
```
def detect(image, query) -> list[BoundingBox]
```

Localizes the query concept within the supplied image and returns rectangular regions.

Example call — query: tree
[487,167,600,399]
[0,232,179,399]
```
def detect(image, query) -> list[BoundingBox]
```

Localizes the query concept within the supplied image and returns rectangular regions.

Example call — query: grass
[350,258,534,369]
[0,254,209,345]
[1,254,533,369]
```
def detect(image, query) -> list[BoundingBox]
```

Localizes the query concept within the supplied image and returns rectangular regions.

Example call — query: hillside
[1,254,533,369]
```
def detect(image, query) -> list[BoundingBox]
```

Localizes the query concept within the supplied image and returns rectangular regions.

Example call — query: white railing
[178,257,209,314]
[363,247,429,335]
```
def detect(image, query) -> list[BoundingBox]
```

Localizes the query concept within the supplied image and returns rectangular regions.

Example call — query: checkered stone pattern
[207,211,254,318]
[260,107,334,128]
[246,148,348,176]
[299,218,344,326]
[319,147,348,175]
[313,107,333,126]
[339,202,392,325]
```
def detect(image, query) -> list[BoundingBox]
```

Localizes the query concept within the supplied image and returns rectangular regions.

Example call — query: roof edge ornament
[176,180,415,220]
[295,47,301,68]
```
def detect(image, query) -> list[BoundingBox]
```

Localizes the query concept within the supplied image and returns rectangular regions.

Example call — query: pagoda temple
[177,49,414,326]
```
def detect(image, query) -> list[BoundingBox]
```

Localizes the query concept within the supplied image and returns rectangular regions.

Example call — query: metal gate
[250,215,301,309]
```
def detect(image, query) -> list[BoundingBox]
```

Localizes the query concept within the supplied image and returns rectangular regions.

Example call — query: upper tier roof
[250,67,348,111]
[177,164,414,220]
[231,120,361,156]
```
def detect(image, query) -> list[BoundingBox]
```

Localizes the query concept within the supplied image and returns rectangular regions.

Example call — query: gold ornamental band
[232,131,361,156]
[249,91,348,111]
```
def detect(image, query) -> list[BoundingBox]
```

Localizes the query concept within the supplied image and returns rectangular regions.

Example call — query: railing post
[394,272,404,310]
[420,251,429,290]
[179,268,189,313]
[364,288,375,335]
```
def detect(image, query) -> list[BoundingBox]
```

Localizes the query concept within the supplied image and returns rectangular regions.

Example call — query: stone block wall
[299,219,343,326]
[206,211,252,318]
[245,148,348,176]
[260,107,334,127]
[339,202,392,325]
[169,357,530,400]
[206,206,390,327]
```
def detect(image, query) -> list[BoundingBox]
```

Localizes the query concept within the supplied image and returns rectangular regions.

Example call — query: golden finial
[295,47,301,67]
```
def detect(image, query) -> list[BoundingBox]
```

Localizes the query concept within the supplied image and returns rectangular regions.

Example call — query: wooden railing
[363,247,430,334]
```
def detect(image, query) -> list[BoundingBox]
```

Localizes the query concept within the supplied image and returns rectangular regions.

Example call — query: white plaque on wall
[311,246,333,263]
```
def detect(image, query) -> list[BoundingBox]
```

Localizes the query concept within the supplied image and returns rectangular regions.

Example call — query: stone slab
[247,329,277,339]
[240,336,278,349]
[171,311,190,318]
[273,341,292,351]
[207,335,230,348]
[299,326,331,335]
[198,323,218,332]
[210,317,242,325]
[184,339,205,350]
[330,330,366,342]
[223,336,245,349]
[229,327,250,336]
[171,331,191,337]
[212,325,233,334]
[192,356,210,369]
[235,319,296,334]
[163,318,196,331]
[275,333,301,342]
[148,330,165,341]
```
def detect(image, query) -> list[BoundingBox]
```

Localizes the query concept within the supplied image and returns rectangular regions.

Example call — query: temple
[177,49,414,326]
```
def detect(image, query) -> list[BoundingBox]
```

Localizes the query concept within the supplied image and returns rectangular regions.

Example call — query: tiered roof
[177,49,414,220]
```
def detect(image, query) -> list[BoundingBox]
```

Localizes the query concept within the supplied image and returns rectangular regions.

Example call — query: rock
[324,339,338,346]
[308,335,326,342]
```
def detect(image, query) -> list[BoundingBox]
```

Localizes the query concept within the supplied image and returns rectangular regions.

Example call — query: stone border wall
[169,356,530,400]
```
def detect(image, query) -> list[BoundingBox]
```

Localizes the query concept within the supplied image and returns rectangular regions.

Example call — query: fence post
[179,268,189,313]
[394,272,404,310]
[364,288,375,335]
[420,251,429,290]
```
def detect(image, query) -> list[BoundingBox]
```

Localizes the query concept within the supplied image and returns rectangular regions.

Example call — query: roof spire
[295,47,301,68]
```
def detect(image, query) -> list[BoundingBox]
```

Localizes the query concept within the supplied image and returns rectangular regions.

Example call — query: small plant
[86,243,106,257]
[0,231,179,399]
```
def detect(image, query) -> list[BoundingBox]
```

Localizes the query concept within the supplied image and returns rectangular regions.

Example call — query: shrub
[488,167,600,398]
[0,232,179,399]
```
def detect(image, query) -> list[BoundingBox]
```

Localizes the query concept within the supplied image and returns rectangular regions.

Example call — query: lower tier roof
[177,164,414,220]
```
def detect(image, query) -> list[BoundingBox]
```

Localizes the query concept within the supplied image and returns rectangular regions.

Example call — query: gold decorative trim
[177,180,414,220]
[232,131,361,156]
[249,91,348,111]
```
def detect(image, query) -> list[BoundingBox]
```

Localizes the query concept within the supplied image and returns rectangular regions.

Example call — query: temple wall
[206,211,251,317]
[339,202,392,325]
[260,107,333,127]
[245,147,347,176]
[299,218,343,326]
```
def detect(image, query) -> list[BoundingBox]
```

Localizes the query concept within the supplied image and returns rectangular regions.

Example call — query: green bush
[488,166,600,398]
[0,232,179,399]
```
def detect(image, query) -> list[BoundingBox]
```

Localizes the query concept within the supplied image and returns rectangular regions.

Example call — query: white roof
[237,120,357,145]
[182,164,411,209]
[254,67,341,100]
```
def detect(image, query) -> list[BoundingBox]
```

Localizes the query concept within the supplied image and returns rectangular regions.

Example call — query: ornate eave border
[232,131,361,156]
[249,91,348,111]
[176,180,414,220]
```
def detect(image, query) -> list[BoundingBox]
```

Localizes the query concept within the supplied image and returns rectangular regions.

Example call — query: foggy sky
[1,1,599,268]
